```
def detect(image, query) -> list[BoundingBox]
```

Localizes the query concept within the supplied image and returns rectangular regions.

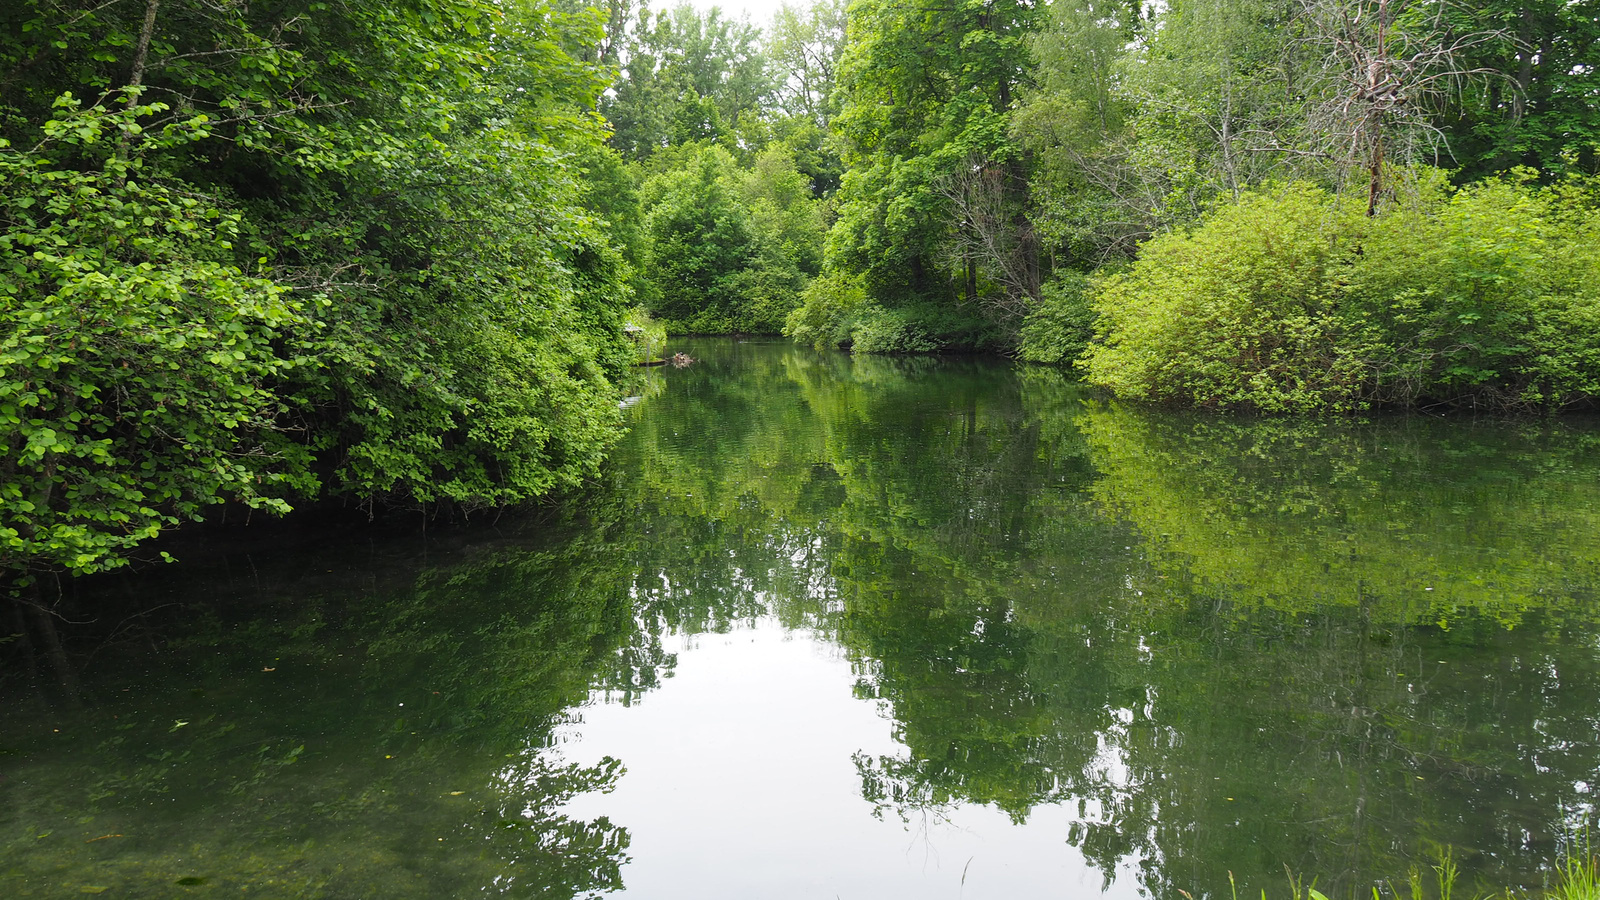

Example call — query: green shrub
[1082,183,1372,411]
[849,305,942,353]
[1082,173,1600,411]
[785,271,868,349]
[791,294,1002,355]
[0,106,315,581]
[1018,271,1099,365]
[785,273,963,353]
[1347,173,1600,408]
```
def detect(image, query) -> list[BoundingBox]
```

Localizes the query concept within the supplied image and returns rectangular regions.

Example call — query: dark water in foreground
[3,339,1599,899]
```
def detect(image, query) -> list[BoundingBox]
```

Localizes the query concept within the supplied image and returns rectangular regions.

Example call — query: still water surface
[3,338,1598,898]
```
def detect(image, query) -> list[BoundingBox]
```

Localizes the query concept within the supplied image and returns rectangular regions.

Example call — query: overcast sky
[689,0,789,30]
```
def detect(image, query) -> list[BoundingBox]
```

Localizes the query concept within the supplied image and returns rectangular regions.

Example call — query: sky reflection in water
[554,620,1140,899]
[2,337,1598,899]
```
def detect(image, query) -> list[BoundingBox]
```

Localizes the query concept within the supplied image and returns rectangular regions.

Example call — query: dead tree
[936,154,1042,322]
[1294,0,1509,214]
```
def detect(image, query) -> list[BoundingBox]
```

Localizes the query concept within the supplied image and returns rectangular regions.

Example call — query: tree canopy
[2,0,637,589]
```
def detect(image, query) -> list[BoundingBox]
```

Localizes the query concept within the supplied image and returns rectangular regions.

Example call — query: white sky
[689,0,790,30]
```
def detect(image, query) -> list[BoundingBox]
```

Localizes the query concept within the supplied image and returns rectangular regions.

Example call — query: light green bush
[1082,174,1600,411]
[1082,183,1372,411]
[1347,173,1600,407]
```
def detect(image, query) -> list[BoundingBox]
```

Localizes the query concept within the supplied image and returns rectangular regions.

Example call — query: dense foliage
[792,0,1599,407]
[1082,176,1600,410]
[5,0,1599,599]
[637,142,821,333]
[785,0,1040,351]
[1017,0,1600,407]
[595,0,839,334]
[1,0,636,588]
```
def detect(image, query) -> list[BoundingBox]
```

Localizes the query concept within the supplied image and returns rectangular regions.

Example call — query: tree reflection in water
[3,339,1597,898]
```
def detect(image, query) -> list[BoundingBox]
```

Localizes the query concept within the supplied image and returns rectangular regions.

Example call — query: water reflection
[0,512,641,898]
[609,341,1600,898]
[556,621,1141,899]
[1078,405,1600,625]
[2,339,1597,898]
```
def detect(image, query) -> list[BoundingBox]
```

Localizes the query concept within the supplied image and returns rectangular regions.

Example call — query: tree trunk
[1511,7,1534,123]
[1366,0,1389,217]
[1367,123,1385,217]
[128,0,162,96]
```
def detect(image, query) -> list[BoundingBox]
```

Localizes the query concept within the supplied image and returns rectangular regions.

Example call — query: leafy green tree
[767,0,846,127]
[765,0,848,194]
[638,143,820,333]
[1,0,640,591]
[821,0,1043,350]
[740,143,827,276]
[0,100,314,585]
[1011,0,1150,265]
[601,2,775,160]
[1438,0,1600,179]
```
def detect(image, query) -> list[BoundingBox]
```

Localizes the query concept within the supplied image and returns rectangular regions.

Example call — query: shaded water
[3,338,1599,898]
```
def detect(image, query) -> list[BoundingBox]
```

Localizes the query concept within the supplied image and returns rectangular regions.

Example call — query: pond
[3,338,1598,899]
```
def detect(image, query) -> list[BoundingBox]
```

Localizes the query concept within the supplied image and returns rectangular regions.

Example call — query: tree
[822,0,1043,349]
[2,0,638,595]
[767,0,847,127]
[1442,0,1600,179]
[601,1,775,160]
[0,99,314,587]
[1293,0,1512,213]
[934,153,1041,322]
[1012,0,1153,264]
[639,143,819,333]
[765,0,848,194]
[641,144,765,332]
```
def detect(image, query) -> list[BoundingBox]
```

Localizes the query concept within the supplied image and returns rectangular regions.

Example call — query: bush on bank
[1017,270,1098,365]
[1074,172,1600,411]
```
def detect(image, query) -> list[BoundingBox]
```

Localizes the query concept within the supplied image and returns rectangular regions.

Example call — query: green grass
[1190,840,1599,900]
[1548,843,1599,900]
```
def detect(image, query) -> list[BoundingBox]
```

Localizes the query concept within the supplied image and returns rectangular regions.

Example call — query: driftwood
[633,352,695,368]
